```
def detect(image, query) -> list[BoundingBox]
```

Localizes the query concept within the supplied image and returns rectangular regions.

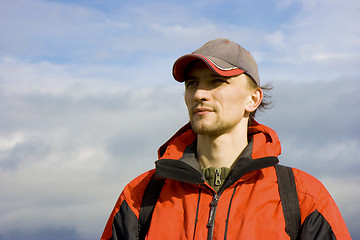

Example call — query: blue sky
[0,0,359,239]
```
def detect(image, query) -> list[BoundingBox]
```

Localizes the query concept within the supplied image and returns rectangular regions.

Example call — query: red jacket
[101,121,351,240]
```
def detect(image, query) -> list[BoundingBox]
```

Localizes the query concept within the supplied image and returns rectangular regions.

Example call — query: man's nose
[193,86,210,102]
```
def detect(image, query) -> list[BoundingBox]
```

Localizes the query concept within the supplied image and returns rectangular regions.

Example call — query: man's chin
[190,121,225,136]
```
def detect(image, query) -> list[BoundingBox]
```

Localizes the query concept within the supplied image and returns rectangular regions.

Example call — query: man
[101,38,351,239]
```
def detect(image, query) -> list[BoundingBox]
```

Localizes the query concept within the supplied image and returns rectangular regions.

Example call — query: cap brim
[172,54,244,82]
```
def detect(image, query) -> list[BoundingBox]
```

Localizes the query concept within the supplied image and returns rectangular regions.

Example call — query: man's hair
[246,75,273,122]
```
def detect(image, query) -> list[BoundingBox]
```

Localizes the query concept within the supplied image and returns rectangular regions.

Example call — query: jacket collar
[157,120,281,161]
[156,121,280,186]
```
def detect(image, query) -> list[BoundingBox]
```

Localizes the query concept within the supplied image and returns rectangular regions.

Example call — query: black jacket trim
[110,200,138,240]
[138,175,166,240]
[220,156,279,193]
[155,159,204,185]
[297,210,336,240]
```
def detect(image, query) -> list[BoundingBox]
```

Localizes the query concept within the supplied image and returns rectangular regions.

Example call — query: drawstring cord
[224,185,238,239]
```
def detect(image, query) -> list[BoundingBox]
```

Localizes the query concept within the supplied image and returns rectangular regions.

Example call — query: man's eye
[185,81,198,88]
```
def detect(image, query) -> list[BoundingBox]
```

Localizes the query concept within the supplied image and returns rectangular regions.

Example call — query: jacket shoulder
[292,168,327,200]
[292,168,351,239]
[101,169,156,240]
[292,167,336,214]
[121,169,156,218]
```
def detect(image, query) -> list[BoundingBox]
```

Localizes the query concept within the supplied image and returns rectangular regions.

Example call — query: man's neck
[196,122,249,169]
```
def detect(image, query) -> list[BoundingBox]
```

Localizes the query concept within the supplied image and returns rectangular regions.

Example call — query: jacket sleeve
[294,169,352,240]
[100,170,156,240]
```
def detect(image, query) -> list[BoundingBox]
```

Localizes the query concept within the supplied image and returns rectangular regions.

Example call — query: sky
[0,0,359,239]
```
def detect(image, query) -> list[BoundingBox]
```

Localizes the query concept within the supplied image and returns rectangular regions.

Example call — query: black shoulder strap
[138,174,165,240]
[275,164,301,240]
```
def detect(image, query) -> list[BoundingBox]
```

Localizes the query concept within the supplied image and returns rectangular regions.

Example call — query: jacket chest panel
[147,171,291,239]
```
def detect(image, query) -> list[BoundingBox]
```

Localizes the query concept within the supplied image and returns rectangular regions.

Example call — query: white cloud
[322,176,360,236]
[265,30,287,50]
[0,61,188,239]
[311,52,354,62]
[257,0,360,82]
[0,133,25,151]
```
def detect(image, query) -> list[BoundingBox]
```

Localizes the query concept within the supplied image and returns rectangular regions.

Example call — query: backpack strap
[138,174,165,240]
[275,164,301,240]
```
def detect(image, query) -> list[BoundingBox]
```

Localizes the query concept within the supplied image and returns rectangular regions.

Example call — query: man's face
[184,61,254,136]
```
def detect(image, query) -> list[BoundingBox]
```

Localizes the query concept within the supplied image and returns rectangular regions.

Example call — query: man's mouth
[193,106,214,115]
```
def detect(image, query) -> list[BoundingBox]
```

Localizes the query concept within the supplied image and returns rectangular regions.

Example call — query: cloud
[0,227,84,240]
[0,56,188,239]
[257,0,360,82]
[2,0,359,85]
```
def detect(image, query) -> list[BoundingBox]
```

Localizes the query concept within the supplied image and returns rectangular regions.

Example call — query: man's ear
[245,88,263,113]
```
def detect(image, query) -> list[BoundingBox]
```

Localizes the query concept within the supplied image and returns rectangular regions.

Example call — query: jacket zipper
[206,193,219,240]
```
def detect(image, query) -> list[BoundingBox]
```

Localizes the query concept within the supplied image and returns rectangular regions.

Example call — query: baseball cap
[172,38,260,85]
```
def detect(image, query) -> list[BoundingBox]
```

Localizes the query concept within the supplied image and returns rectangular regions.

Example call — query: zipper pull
[215,168,221,186]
